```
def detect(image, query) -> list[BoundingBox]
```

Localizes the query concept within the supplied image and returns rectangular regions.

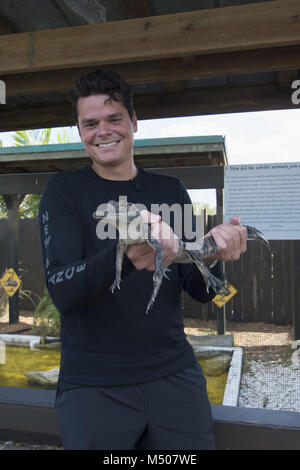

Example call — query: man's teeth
[97,141,119,148]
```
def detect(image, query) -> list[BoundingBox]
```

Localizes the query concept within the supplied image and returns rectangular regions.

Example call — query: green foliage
[13,129,52,146]
[0,195,7,218]
[193,202,216,216]
[0,127,73,219]
[0,193,42,219]
[33,288,60,342]
[19,194,41,218]
[0,283,8,316]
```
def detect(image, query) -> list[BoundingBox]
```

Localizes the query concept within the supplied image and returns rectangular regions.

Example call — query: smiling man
[39,69,247,450]
[78,94,138,179]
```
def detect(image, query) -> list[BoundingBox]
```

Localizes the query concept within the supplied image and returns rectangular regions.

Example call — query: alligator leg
[110,239,127,293]
[145,225,171,313]
[187,248,230,296]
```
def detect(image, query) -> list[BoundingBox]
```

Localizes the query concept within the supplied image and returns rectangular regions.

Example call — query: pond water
[197,358,227,405]
[0,345,228,403]
[0,345,61,389]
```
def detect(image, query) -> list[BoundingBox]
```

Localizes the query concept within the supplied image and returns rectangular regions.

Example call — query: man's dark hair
[70,68,134,123]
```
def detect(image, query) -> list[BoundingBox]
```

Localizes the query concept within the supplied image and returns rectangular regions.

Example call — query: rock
[291,340,300,350]
[291,349,300,366]
[24,368,59,387]
[187,334,233,348]
[38,341,61,349]
[201,354,231,376]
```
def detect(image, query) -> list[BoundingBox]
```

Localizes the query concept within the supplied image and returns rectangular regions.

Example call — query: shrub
[33,288,60,342]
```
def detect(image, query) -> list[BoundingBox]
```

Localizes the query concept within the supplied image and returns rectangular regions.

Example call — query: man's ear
[77,123,81,137]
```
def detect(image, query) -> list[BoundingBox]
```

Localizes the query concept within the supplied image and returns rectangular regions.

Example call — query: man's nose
[96,121,111,136]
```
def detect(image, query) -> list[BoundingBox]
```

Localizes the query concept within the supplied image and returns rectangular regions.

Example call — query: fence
[183,215,300,326]
[0,218,45,310]
[0,217,299,325]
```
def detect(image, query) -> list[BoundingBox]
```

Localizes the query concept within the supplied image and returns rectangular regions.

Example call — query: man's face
[77,94,137,171]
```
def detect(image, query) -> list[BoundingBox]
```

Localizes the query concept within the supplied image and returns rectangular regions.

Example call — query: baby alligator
[93,200,271,314]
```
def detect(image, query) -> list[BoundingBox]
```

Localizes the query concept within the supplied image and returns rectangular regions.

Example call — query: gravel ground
[185,319,300,413]
[238,359,300,412]
[0,441,62,450]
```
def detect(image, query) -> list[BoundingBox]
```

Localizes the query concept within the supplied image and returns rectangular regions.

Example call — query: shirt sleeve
[176,179,223,303]
[39,174,134,316]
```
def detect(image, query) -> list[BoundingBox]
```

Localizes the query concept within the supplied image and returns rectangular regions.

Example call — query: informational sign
[0,269,21,297]
[224,163,300,240]
[213,283,237,308]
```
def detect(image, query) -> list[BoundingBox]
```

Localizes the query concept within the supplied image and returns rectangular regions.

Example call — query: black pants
[55,361,215,450]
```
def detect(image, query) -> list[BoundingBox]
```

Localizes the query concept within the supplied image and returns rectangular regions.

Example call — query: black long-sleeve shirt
[39,166,221,389]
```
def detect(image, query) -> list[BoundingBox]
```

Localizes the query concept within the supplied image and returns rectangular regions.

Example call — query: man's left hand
[205,217,247,263]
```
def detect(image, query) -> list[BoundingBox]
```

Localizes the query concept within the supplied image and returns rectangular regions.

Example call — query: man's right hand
[125,210,179,271]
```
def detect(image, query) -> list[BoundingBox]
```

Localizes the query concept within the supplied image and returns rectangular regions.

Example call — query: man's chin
[91,157,121,168]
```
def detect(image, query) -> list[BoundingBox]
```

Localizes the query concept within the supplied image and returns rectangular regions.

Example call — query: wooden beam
[0,17,14,35]
[277,69,299,90]
[134,83,298,120]
[120,0,152,18]
[0,103,73,132]
[0,166,224,194]
[0,82,298,132]
[2,195,24,324]
[121,0,185,93]
[1,1,300,74]
[4,45,300,98]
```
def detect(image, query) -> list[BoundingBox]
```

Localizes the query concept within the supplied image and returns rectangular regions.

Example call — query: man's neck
[91,161,138,181]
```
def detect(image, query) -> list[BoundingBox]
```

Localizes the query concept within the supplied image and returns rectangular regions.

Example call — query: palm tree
[14,128,72,218]
[13,128,52,146]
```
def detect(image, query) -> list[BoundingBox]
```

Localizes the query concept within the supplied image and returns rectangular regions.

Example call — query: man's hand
[204,217,247,264]
[125,210,179,271]
[125,211,247,272]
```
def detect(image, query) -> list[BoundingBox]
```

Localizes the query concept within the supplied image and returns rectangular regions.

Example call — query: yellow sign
[213,283,237,308]
[0,269,21,297]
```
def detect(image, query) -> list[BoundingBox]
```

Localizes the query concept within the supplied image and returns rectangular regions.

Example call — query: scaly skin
[93,201,271,314]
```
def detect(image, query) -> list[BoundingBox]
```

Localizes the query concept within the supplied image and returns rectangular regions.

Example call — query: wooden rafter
[0,82,297,132]
[0,16,14,35]
[120,0,153,18]
[1,1,300,75]
[3,44,300,98]
[120,0,184,94]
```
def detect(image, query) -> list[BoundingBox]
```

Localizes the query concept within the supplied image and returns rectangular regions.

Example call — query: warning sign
[213,283,237,308]
[0,269,21,297]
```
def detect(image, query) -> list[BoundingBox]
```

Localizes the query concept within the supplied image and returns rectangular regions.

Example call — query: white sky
[136,108,300,207]
[1,108,300,207]
[136,108,300,165]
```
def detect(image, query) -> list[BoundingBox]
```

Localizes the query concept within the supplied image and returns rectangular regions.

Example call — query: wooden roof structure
[0,136,227,174]
[0,0,300,133]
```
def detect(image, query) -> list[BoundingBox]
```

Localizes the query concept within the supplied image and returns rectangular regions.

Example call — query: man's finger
[140,210,161,224]
[228,216,241,226]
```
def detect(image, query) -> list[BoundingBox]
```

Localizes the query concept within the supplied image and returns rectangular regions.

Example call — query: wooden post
[292,241,300,339]
[2,194,24,324]
[216,188,226,335]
